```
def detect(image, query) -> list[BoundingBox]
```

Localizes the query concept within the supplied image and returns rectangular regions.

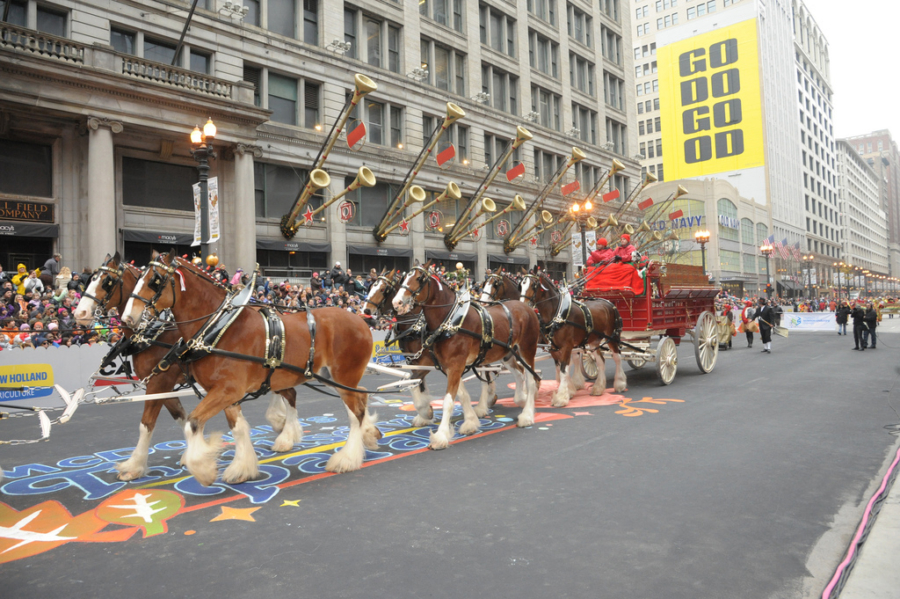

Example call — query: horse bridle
[396,266,434,311]
[130,259,177,317]
[83,262,129,315]
[364,274,398,316]
[520,273,559,310]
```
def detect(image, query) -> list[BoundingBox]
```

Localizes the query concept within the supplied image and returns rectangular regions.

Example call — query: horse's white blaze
[479,281,493,303]
[74,277,101,324]
[122,276,146,327]
[519,278,531,304]
[325,406,365,473]
[392,272,416,314]
[182,421,223,486]
[271,400,303,452]
[428,392,455,449]
[222,412,260,483]
[365,279,385,315]
[115,423,153,481]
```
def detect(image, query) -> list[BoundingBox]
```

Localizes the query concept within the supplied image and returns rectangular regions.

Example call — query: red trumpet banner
[561,181,581,196]
[669,209,684,220]
[506,162,526,182]
[638,198,654,210]
[347,122,367,148]
[436,144,456,166]
[602,189,620,202]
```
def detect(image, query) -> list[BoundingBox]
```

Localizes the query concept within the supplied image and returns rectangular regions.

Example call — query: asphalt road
[2,330,900,599]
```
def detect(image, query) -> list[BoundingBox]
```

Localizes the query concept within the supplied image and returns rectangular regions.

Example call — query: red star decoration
[303,206,314,223]
[530,237,538,247]
[399,219,409,233]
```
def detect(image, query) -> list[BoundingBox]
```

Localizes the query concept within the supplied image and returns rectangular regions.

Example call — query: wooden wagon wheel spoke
[693,311,719,374]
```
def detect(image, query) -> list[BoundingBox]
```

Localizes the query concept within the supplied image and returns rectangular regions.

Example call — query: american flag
[792,241,801,261]
[774,238,791,261]
[766,234,775,245]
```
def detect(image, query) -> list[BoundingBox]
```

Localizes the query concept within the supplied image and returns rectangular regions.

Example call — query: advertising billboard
[659,18,764,180]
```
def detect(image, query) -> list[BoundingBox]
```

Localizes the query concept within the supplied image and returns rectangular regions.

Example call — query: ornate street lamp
[694,229,710,275]
[569,197,595,271]
[190,118,217,260]
[760,241,774,297]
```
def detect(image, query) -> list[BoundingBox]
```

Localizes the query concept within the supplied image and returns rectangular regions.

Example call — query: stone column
[233,143,262,271]
[86,117,122,267]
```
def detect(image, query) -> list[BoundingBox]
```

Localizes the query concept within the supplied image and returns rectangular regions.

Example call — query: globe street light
[569,197,595,271]
[694,229,710,275]
[760,241,774,297]
[190,118,217,260]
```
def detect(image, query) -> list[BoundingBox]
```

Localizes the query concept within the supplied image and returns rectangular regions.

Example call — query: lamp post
[190,118,217,260]
[568,197,595,273]
[760,242,774,297]
[862,270,870,298]
[694,229,710,276]
[801,254,814,299]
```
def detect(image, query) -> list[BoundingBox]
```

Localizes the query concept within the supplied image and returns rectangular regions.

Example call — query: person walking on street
[851,301,866,350]
[863,302,878,350]
[835,301,850,335]
[757,297,775,353]
[740,300,757,348]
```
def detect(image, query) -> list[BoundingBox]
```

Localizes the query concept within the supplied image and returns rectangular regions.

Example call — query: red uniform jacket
[587,248,615,266]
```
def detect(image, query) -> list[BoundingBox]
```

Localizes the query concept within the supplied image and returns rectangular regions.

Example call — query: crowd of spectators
[1,257,119,350]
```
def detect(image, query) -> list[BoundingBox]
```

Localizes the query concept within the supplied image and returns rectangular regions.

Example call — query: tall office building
[844,130,900,278]
[835,140,888,278]
[0,0,639,281]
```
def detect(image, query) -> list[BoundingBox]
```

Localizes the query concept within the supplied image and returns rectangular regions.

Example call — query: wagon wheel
[579,350,599,381]
[655,337,677,385]
[627,358,646,370]
[693,311,719,374]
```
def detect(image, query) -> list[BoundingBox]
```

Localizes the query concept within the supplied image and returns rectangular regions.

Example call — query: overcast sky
[811,4,900,140]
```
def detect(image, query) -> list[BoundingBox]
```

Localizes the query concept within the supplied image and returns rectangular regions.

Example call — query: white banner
[572,233,584,268]
[584,229,596,258]
[191,183,202,246]
[207,176,220,244]
[782,312,835,331]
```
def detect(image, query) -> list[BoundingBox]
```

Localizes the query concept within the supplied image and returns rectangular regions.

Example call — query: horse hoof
[429,430,451,450]
[271,437,296,453]
[115,466,145,482]
[516,416,534,428]
[590,385,605,396]
[613,382,627,393]
[189,466,219,487]
[550,398,569,408]
[412,415,434,427]
[488,394,499,407]
[474,406,489,418]
[457,421,480,436]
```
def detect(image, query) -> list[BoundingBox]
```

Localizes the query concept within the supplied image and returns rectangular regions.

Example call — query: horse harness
[530,276,623,352]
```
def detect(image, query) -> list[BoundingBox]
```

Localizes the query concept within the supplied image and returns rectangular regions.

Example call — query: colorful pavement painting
[0,382,683,564]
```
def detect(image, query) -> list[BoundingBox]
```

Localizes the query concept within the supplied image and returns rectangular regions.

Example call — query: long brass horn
[305,166,375,222]
[281,74,376,238]
[550,221,577,256]
[452,195,524,242]
[448,126,533,244]
[597,171,657,238]
[623,223,635,236]
[506,146,586,251]
[583,158,626,205]
[375,102,466,240]
[633,184,690,246]
[380,182,461,236]
[509,210,555,248]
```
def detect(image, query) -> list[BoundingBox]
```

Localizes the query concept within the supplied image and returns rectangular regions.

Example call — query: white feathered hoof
[184,433,223,487]
[513,394,527,408]
[429,428,452,450]
[613,379,627,393]
[550,394,570,408]
[325,446,363,473]
[270,435,296,453]
[114,460,147,482]
[412,414,435,427]
[222,458,260,485]
[474,405,489,418]
[590,383,606,396]
[517,414,534,428]
[265,398,287,433]
[457,419,480,436]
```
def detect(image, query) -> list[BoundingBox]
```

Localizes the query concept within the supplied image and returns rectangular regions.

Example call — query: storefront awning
[778,280,803,291]
[0,221,58,238]
[256,238,331,252]
[425,249,477,262]
[348,245,413,258]
[487,253,529,266]
[123,230,193,245]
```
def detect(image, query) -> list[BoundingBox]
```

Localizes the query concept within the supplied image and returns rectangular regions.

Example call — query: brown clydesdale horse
[392,264,541,448]
[73,254,300,481]
[122,250,377,486]
[478,271,521,303]
[520,271,626,406]
[364,269,497,426]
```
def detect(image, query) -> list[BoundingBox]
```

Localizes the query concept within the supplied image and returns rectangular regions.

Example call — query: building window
[601,26,622,65]
[421,0,464,33]
[243,65,262,106]
[266,72,320,128]
[717,198,739,241]
[110,27,135,54]
[528,30,559,79]
[421,38,466,95]
[0,139,52,197]
[123,157,196,212]
[268,0,296,38]
[531,86,561,131]
[567,4,592,47]
[253,163,318,218]
[190,49,210,74]
[480,5,516,57]
[720,249,741,272]
[37,4,67,37]
[349,95,403,147]
[422,116,467,162]
[527,0,556,25]
[603,72,624,110]
[144,37,178,65]
[345,8,401,73]
[569,54,595,96]
[343,181,394,227]
[605,119,626,155]
[533,148,562,183]
[572,103,597,145]
[481,64,518,115]
[600,0,619,22]
[741,218,755,244]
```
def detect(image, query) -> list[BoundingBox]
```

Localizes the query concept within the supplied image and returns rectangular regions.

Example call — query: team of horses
[75,252,625,486]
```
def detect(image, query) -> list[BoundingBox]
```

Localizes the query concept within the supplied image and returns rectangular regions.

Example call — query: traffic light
[765,283,773,297]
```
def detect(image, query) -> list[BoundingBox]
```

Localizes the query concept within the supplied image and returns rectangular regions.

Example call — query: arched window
[741,218,754,244]
[717,198,738,241]
[756,222,769,245]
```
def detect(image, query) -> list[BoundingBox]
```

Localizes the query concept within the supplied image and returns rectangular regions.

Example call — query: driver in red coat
[587,237,614,266]
[613,233,638,263]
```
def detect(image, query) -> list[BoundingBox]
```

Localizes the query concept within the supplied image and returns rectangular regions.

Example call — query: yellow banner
[659,18,764,179]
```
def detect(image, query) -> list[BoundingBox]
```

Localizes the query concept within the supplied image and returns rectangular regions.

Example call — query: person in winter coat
[11,264,31,295]
[330,262,349,287]
[66,273,86,294]
[22,271,44,295]
[310,272,323,293]
[587,237,615,266]
[740,300,757,348]
[863,302,878,350]
[835,301,851,335]
[41,253,61,289]
[851,302,867,350]
[756,297,775,353]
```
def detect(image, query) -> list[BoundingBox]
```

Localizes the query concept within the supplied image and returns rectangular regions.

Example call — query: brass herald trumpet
[633,184,690,246]
[510,210,555,247]
[304,166,376,222]
[379,185,433,236]
[451,195,525,242]
[583,158,626,204]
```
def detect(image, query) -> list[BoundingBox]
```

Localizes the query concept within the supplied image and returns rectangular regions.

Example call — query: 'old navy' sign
[718,215,739,229]
[650,215,703,231]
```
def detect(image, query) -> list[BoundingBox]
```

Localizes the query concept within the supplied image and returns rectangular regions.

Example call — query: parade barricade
[1,344,112,410]
[781,312,836,331]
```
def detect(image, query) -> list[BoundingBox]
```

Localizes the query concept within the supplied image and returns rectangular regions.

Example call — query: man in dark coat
[835,301,851,335]
[863,302,878,349]
[851,302,866,350]
[757,297,775,353]
[330,262,348,287]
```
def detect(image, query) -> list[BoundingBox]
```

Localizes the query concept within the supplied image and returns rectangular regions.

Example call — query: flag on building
[776,238,791,261]
[792,241,801,261]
